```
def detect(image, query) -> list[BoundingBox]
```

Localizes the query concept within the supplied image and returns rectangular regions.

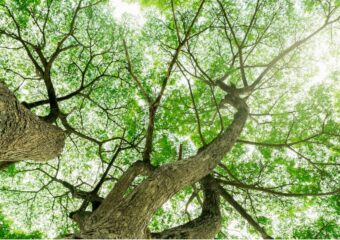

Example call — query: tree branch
[152,175,221,239]
[219,185,272,239]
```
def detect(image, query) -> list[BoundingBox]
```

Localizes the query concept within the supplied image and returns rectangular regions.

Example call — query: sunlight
[0,0,339,238]
[109,0,145,25]
[306,34,338,87]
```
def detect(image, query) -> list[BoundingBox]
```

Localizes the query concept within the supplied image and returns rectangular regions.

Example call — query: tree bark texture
[0,82,65,162]
[151,175,221,239]
[78,94,248,238]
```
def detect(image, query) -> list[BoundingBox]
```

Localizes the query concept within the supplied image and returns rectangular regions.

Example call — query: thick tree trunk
[0,82,65,162]
[77,93,248,239]
[151,175,221,239]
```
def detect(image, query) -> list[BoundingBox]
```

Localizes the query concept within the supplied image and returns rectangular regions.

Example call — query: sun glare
[109,0,145,25]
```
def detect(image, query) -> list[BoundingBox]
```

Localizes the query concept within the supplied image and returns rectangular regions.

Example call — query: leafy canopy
[0,0,339,238]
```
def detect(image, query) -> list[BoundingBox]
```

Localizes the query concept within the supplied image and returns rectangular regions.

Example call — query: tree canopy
[0,0,339,238]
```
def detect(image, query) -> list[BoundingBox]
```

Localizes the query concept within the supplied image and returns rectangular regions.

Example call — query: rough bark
[88,161,154,226]
[151,175,221,239]
[0,82,65,162]
[78,93,248,238]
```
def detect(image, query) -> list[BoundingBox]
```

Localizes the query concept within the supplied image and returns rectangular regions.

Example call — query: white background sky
[3,1,339,239]
[109,0,145,24]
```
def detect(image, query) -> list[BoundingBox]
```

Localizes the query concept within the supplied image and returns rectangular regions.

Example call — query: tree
[0,211,42,239]
[0,0,339,238]
[0,82,65,164]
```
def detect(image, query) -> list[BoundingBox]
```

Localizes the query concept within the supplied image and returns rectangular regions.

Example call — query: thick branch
[151,175,221,239]
[81,93,248,238]
[89,161,154,224]
[0,82,65,162]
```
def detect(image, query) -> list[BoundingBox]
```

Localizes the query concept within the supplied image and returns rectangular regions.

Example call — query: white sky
[2,2,339,239]
[109,0,145,25]
[108,0,338,90]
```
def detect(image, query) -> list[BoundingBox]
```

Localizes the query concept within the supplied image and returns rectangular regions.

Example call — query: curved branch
[89,161,154,224]
[81,93,248,238]
[151,175,221,239]
[0,82,65,162]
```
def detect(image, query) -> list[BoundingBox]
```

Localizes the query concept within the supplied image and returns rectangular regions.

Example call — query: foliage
[0,0,339,238]
[0,211,42,239]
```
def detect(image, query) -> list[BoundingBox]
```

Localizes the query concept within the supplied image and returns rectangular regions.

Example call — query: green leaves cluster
[0,212,42,239]
[0,0,339,238]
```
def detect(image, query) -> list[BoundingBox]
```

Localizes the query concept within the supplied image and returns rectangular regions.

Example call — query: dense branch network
[0,0,339,238]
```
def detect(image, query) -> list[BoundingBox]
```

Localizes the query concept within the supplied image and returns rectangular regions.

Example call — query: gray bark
[0,82,65,162]
[151,175,221,239]
[77,93,248,238]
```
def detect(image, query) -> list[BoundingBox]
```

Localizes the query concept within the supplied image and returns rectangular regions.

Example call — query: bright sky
[3,2,338,239]
[108,0,338,89]
[109,0,145,25]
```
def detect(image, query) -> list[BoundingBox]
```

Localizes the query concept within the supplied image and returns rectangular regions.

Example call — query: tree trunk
[151,175,221,239]
[77,94,248,238]
[0,82,65,162]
